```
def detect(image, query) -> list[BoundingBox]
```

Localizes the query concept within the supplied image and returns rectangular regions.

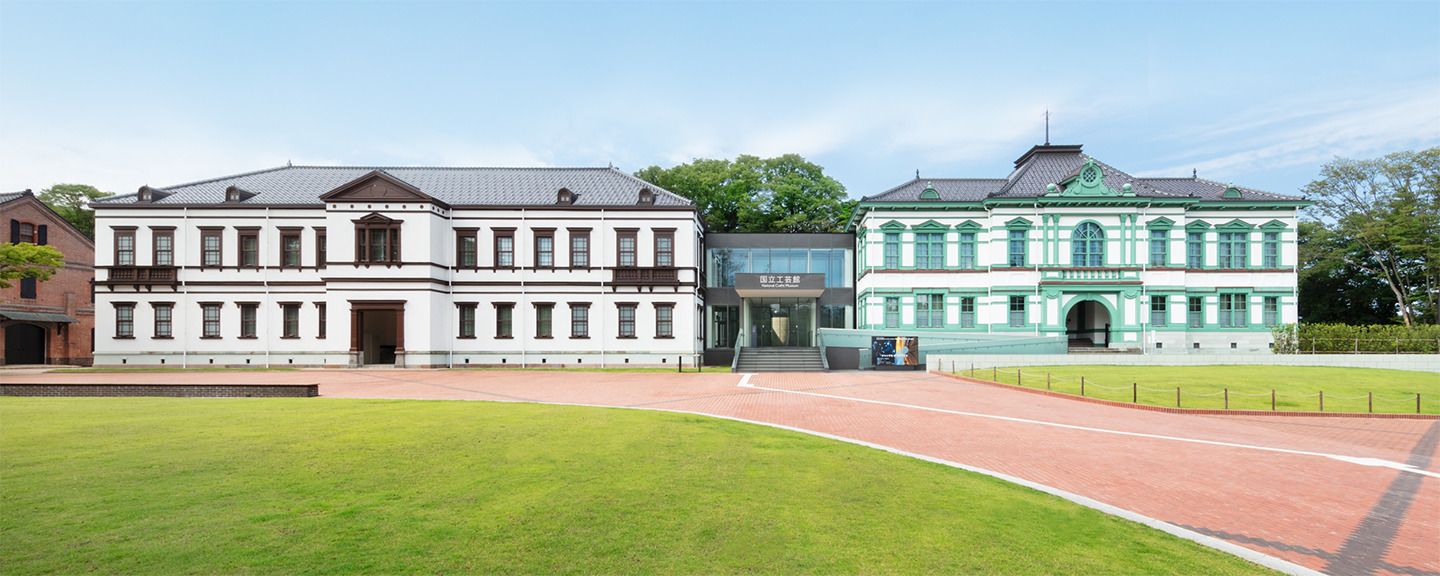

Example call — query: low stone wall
[928,353,1440,374]
[0,384,319,398]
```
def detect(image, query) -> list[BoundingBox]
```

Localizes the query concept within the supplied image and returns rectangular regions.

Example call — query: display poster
[871,336,919,368]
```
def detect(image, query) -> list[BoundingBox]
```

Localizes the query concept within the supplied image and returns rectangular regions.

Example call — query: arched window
[1072,222,1104,267]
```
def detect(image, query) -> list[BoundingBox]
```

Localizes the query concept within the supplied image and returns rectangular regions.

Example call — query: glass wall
[709,248,849,288]
[710,305,740,348]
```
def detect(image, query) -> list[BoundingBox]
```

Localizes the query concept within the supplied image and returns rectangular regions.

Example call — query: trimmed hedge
[1272,323,1440,354]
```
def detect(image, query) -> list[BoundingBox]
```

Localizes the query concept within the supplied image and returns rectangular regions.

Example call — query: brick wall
[0,383,318,398]
[0,193,95,365]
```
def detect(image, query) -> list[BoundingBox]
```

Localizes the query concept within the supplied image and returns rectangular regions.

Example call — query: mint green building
[849,144,1309,353]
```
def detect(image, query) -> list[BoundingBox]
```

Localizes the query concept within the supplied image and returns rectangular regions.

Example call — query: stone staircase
[734,347,826,372]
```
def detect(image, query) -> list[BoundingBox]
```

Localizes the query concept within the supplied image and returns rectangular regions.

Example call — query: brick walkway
[8,368,1437,576]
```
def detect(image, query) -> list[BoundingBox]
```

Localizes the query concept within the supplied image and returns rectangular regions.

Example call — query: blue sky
[2,0,1437,201]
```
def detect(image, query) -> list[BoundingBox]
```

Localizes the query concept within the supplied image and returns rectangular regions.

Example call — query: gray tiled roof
[92,166,694,208]
[863,145,1302,203]
[862,178,1007,202]
[0,191,30,206]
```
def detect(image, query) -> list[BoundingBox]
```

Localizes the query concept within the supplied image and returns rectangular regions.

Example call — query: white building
[851,145,1309,353]
[93,166,704,368]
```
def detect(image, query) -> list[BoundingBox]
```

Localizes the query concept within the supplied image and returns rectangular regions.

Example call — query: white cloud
[1139,83,1440,178]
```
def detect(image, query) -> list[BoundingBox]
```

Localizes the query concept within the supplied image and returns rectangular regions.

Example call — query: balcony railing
[105,266,179,285]
[1040,268,1141,283]
[612,267,679,286]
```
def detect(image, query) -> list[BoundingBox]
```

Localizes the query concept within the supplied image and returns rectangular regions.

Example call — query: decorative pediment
[954,220,983,231]
[1216,219,1254,231]
[1005,217,1033,229]
[1185,220,1212,230]
[1146,217,1175,229]
[1056,159,1121,197]
[913,219,948,232]
[353,212,402,225]
[1259,219,1288,230]
[320,170,447,207]
[879,220,907,231]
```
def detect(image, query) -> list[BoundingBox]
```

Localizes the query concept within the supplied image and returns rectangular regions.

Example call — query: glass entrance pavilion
[703,233,854,366]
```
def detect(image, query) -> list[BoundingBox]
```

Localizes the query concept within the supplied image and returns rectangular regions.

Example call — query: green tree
[1303,147,1440,326]
[636,154,854,233]
[1296,221,1398,324]
[0,243,65,289]
[38,184,112,238]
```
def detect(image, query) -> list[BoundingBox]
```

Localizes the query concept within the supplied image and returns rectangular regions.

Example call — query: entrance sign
[734,273,825,298]
[871,336,919,368]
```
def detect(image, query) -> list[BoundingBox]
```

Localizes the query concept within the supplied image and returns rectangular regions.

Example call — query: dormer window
[919,183,940,200]
[638,188,654,205]
[225,186,256,203]
[1222,184,1243,199]
[136,185,171,203]
[557,188,576,205]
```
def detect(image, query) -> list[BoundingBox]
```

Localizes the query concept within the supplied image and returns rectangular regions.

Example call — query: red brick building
[1,191,94,365]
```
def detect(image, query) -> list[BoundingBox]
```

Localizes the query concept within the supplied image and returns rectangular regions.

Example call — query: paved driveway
[10,368,1437,576]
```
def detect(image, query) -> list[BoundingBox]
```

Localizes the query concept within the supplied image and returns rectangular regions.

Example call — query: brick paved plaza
[8,368,1437,576]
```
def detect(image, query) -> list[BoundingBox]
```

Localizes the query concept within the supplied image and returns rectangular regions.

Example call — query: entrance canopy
[0,310,77,323]
[734,273,825,298]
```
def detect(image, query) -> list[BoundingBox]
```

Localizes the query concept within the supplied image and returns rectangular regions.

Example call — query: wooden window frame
[654,229,675,268]
[239,302,259,339]
[456,228,478,269]
[279,227,303,269]
[315,227,327,269]
[200,302,222,338]
[151,227,174,267]
[495,302,514,339]
[535,229,555,269]
[655,303,674,338]
[151,302,174,339]
[237,227,260,269]
[457,303,477,339]
[617,302,637,339]
[114,227,136,266]
[114,302,135,339]
[617,229,638,268]
[494,228,515,269]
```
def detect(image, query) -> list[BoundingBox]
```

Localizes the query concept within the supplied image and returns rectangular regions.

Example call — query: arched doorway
[5,323,46,365]
[1064,299,1111,348]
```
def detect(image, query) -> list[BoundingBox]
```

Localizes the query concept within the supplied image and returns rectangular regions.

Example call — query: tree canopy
[1301,147,1439,326]
[39,184,112,238]
[635,154,854,233]
[0,243,65,289]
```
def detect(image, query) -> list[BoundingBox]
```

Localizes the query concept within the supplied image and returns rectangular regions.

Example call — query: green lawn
[2,398,1274,575]
[965,365,1439,414]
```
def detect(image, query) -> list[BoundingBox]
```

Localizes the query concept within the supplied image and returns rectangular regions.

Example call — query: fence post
[1081,377,1086,397]
[1369,392,1373,414]
[678,356,683,373]
[1176,387,1181,408]
[1354,338,1359,354]
[1018,370,1022,387]
[1419,393,1423,415]
[1224,388,1228,410]
[1133,382,1137,404]
[993,366,997,382]
[970,363,974,378]
[1319,391,1324,412]
[1047,373,1051,391]
[1271,389,1275,411]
